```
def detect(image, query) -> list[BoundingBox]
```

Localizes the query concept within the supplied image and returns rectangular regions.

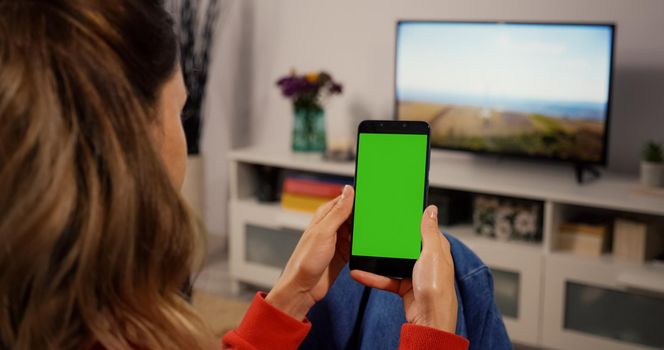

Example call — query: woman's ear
[153,69,188,189]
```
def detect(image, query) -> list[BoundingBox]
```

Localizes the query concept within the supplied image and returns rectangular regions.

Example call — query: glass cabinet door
[491,268,521,319]
[564,282,664,348]
[245,224,300,268]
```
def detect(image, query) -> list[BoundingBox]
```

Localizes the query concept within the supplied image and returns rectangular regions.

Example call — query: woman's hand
[265,185,354,320]
[350,205,457,333]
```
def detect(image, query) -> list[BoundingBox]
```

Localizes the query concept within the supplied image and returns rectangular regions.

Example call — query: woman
[0,1,468,349]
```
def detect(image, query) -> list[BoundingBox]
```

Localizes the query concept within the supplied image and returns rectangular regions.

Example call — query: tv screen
[395,21,615,164]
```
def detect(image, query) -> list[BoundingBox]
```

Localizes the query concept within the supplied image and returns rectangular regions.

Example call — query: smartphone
[349,120,430,278]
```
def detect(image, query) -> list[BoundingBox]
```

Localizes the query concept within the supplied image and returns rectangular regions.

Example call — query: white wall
[235,0,664,174]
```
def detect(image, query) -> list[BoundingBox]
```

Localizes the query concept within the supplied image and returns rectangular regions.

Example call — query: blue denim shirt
[300,233,513,350]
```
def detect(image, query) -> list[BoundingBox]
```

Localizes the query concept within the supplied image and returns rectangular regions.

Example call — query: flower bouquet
[276,70,343,152]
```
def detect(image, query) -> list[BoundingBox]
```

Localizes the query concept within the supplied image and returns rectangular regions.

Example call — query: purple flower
[277,77,310,98]
[276,70,343,105]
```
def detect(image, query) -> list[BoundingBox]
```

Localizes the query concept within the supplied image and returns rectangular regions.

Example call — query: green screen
[352,133,428,259]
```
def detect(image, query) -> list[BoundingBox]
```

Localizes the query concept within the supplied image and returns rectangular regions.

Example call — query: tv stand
[574,163,601,184]
[224,146,664,350]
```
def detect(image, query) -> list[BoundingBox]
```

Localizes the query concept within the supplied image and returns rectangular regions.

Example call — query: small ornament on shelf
[473,195,542,242]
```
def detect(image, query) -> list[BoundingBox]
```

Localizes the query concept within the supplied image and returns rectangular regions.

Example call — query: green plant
[642,140,664,163]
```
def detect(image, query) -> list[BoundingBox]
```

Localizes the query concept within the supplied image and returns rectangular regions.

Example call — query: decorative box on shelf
[613,218,664,263]
[472,195,543,242]
[556,222,609,257]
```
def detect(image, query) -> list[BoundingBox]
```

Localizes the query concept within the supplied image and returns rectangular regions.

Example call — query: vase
[292,105,326,152]
[640,161,664,188]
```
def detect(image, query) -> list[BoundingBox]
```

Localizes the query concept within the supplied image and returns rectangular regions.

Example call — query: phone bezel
[349,120,431,279]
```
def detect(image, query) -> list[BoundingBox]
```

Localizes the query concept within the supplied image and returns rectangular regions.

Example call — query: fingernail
[340,185,351,201]
[428,205,438,220]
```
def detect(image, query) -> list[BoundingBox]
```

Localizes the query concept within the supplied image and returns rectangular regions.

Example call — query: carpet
[192,290,251,337]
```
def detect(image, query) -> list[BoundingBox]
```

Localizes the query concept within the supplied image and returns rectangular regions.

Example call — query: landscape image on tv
[396,22,613,163]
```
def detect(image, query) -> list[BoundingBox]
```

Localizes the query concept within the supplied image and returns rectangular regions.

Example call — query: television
[395,21,615,165]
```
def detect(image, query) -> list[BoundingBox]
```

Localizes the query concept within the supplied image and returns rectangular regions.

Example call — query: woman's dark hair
[110,0,179,103]
[0,0,212,348]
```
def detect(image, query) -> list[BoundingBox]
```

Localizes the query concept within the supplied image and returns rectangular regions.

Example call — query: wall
[239,0,664,174]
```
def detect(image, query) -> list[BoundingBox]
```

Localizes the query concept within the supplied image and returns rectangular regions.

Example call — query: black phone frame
[349,120,431,279]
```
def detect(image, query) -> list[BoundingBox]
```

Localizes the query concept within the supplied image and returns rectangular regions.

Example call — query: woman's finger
[438,230,452,254]
[350,269,401,294]
[317,185,354,232]
[420,205,440,252]
[311,196,340,224]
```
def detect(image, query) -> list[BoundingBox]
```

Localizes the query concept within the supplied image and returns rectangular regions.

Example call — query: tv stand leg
[574,164,601,184]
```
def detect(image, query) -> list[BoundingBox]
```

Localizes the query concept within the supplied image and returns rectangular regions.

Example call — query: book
[283,178,344,198]
[281,193,329,213]
[283,171,353,185]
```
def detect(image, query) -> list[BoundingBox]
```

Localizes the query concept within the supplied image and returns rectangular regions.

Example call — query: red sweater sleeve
[399,324,469,350]
[221,292,311,350]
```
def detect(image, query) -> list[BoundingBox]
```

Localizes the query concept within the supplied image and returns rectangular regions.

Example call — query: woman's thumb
[420,205,440,249]
[318,185,354,231]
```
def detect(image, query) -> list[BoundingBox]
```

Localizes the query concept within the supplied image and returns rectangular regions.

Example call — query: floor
[192,235,257,335]
[192,289,250,337]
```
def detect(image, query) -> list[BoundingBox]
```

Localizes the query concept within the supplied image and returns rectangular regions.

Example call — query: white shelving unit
[227,146,664,350]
